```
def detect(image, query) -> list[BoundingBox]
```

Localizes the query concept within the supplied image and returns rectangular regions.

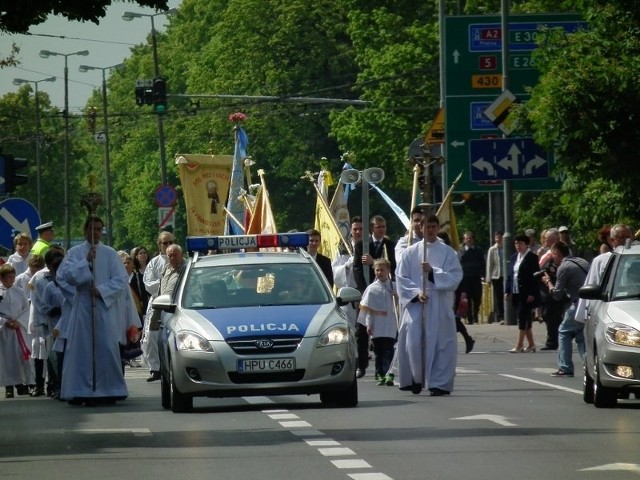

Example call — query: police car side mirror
[337,287,361,306]
[152,294,176,314]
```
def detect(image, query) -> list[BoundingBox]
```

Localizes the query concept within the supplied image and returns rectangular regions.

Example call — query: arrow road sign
[469,137,549,181]
[0,198,41,250]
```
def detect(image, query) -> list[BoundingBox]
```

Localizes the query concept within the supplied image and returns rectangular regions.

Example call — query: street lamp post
[78,63,124,246]
[340,167,386,284]
[13,76,56,213]
[39,49,90,249]
[123,8,176,186]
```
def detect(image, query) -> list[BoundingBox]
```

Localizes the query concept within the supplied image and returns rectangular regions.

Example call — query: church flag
[176,154,233,236]
[225,121,249,235]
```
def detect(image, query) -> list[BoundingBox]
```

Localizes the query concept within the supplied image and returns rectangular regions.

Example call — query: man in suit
[305,229,333,288]
[352,215,396,378]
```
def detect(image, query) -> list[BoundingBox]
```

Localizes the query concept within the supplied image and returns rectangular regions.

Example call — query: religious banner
[176,154,234,236]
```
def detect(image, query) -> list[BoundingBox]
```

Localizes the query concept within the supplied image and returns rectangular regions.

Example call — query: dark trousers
[34,358,45,389]
[355,323,369,370]
[372,337,395,377]
[456,277,483,324]
[491,278,504,322]
[543,299,564,348]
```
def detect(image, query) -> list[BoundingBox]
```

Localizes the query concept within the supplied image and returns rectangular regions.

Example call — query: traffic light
[135,79,154,106]
[153,77,167,113]
[1,155,28,194]
[87,106,97,133]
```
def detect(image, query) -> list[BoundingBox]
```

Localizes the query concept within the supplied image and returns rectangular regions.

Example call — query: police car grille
[228,370,305,384]
[226,337,302,354]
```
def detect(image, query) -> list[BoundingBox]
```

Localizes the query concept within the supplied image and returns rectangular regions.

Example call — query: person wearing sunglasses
[141,231,175,382]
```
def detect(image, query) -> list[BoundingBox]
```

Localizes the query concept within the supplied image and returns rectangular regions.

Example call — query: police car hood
[605,300,640,329]
[179,303,341,341]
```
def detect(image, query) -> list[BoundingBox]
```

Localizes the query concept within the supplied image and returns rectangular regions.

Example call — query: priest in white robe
[56,215,134,405]
[396,214,462,396]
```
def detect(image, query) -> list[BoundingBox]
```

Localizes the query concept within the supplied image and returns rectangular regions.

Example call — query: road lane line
[501,374,582,394]
[332,459,371,469]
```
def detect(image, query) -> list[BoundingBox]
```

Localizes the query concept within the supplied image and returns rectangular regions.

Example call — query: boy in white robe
[0,264,33,398]
[396,214,463,396]
[359,259,398,386]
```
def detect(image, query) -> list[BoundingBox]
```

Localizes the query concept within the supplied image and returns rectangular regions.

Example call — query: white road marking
[348,474,393,480]
[579,463,640,473]
[279,420,312,428]
[305,439,340,446]
[318,447,355,456]
[268,413,299,420]
[452,414,518,427]
[501,374,582,394]
[332,459,371,469]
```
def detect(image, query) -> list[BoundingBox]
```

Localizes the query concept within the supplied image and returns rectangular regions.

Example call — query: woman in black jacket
[505,234,540,352]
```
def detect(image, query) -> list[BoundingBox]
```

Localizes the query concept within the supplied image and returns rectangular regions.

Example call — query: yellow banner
[176,154,233,236]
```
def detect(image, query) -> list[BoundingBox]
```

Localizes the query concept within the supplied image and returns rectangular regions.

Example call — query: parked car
[153,233,361,413]
[579,243,640,408]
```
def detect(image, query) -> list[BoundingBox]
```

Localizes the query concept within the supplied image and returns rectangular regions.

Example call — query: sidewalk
[464,320,548,345]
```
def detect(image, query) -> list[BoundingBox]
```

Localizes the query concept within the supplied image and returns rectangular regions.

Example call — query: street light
[39,49,90,249]
[78,63,124,246]
[13,76,56,213]
[340,167,385,284]
[123,8,176,186]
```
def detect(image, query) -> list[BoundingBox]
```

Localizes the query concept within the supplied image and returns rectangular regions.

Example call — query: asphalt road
[1,322,639,480]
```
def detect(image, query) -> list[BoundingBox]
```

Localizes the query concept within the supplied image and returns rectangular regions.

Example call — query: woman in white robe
[396,215,463,396]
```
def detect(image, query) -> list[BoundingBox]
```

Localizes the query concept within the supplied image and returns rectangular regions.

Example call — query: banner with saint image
[176,154,234,236]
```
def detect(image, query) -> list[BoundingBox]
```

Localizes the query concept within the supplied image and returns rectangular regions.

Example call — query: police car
[153,232,361,412]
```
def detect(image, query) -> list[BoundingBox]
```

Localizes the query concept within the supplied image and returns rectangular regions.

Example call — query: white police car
[153,233,361,412]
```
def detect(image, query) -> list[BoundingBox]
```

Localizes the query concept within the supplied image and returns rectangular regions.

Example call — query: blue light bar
[186,233,309,254]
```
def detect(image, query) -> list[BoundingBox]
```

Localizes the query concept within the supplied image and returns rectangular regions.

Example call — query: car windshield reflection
[182,263,332,309]
[611,256,640,300]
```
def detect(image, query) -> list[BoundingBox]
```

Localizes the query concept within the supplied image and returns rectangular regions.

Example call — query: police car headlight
[606,324,640,347]
[176,331,214,352]
[317,326,349,347]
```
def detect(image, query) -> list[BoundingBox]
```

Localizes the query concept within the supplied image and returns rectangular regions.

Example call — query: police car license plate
[238,358,295,373]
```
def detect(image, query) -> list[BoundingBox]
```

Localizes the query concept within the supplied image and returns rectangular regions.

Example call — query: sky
[1,0,182,112]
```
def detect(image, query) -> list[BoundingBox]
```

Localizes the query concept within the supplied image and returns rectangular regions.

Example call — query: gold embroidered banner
[176,154,234,236]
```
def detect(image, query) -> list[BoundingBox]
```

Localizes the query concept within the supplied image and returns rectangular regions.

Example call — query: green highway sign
[444,14,584,192]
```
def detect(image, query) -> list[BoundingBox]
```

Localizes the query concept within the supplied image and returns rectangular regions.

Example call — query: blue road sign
[470,102,495,130]
[0,198,41,250]
[469,137,550,182]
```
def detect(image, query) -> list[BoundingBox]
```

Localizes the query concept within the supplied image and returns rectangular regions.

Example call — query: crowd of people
[1,212,628,403]
[0,218,185,406]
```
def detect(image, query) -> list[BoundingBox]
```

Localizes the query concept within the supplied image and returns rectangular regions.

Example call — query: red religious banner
[176,154,234,236]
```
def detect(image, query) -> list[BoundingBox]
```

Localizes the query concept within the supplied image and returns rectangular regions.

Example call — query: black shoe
[411,382,422,394]
[15,384,29,396]
[355,368,365,379]
[146,371,161,382]
[465,337,475,354]
[429,388,451,397]
[540,345,557,351]
[399,385,413,391]
[5,387,14,398]
[550,369,574,377]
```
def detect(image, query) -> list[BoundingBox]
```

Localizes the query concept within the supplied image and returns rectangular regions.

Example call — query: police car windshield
[182,263,332,309]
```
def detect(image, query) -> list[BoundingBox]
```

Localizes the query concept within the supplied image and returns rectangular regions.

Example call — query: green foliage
[0,0,169,34]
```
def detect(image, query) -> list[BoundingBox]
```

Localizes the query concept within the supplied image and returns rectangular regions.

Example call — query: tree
[521,0,640,243]
[0,0,169,34]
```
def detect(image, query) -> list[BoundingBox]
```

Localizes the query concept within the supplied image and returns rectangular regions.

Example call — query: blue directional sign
[469,137,550,182]
[0,198,41,250]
